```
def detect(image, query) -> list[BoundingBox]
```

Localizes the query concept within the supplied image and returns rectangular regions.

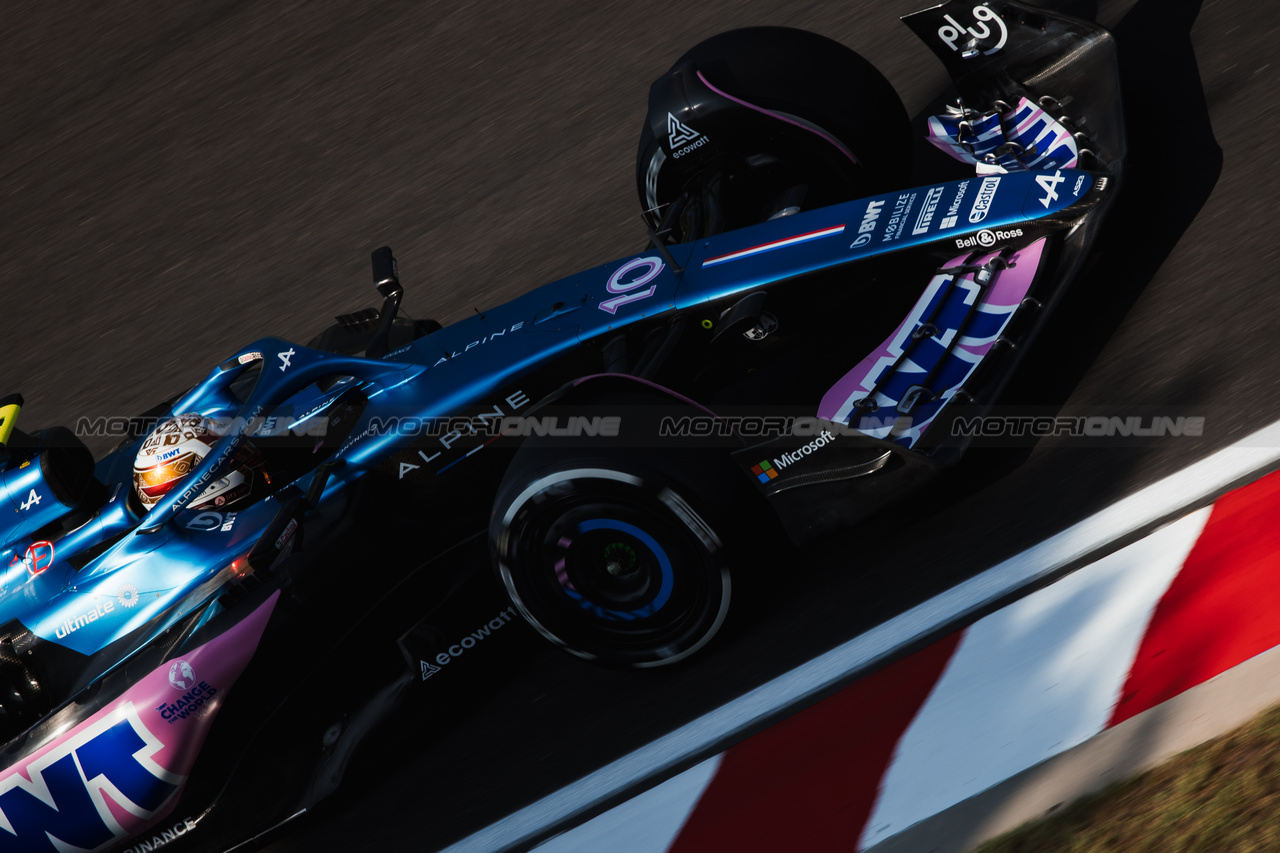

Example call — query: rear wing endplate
[903,0,1125,173]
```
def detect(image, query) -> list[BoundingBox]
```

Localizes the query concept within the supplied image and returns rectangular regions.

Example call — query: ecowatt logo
[667,112,709,159]
[422,607,518,678]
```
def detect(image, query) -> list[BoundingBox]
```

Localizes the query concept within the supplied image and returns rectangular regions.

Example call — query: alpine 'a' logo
[1036,170,1067,208]
[667,112,700,147]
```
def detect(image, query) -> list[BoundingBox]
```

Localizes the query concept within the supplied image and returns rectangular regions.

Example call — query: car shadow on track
[1002,0,1222,414]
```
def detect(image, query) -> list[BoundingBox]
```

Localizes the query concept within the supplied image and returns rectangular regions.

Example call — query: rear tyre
[637,27,913,243]
[492,455,732,668]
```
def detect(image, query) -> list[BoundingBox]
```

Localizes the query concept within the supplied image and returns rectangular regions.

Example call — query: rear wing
[884,0,1127,461]
[903,0,1125,173]
[746,2,1127,544]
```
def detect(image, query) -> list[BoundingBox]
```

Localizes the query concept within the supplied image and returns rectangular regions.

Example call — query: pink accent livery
[0,592,279,849]
[818,238,1046,435]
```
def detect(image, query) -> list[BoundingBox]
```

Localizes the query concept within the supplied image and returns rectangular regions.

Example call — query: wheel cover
[556,517,675,621]
[498,475,729,666]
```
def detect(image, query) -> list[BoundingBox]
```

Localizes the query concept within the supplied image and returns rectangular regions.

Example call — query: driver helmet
[133,414,263,512]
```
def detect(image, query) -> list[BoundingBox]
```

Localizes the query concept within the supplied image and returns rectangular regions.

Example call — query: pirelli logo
[912,186,946,235]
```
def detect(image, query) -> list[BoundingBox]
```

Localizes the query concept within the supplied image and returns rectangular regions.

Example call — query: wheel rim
[555,517,675,621]
[498,475,729,666]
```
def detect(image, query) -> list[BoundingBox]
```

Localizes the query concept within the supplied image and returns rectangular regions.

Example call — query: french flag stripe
[701,225,845,268]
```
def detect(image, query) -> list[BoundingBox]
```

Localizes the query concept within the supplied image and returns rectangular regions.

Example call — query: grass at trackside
[973,703,1280,853]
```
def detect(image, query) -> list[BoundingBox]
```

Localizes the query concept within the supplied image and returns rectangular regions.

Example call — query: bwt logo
[0,705,182,853]
[850,200,884,248]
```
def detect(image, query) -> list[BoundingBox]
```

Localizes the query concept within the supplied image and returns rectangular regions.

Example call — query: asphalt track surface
[1,0,1275,850]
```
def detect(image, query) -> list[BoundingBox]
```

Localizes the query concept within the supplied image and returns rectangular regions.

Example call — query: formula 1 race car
[0,2,1123,850]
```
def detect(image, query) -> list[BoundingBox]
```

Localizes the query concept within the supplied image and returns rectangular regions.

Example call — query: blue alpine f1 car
[0,2,1123,850]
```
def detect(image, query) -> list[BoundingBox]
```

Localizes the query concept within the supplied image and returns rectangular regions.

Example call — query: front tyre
[492,464,731,668]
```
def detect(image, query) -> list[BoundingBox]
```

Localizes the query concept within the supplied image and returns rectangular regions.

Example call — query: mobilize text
[881,192,918,243]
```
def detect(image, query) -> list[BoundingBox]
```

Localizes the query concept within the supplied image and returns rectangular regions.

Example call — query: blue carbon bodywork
[383,168,1090,374]
[0,1,1126,845]
[0,168,1094,663]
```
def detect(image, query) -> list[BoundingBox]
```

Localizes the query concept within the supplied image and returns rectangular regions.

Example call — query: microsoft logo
[751,460,778,483]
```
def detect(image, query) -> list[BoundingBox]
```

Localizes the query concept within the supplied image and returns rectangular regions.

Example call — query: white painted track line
[532,757,722,853]
[859,507,1211,848]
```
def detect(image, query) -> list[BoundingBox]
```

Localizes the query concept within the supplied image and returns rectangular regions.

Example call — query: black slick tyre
[637,27,913,243]
[491,455,733,668]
